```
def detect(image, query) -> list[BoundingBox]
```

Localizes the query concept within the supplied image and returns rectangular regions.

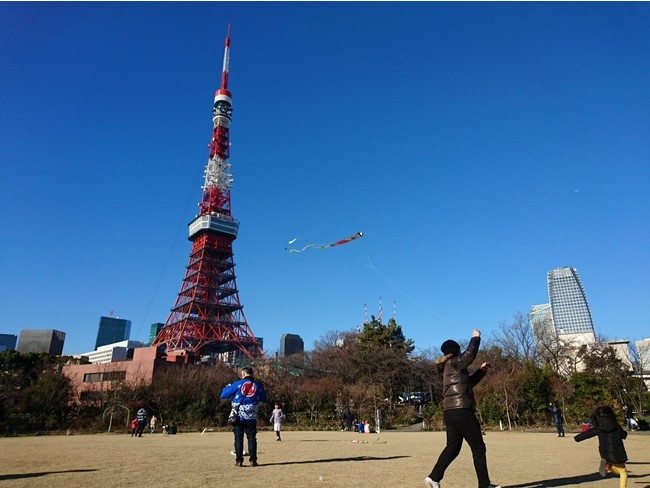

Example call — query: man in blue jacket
[220,367,268,466]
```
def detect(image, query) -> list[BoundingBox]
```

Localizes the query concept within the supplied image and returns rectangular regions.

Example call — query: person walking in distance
[220,367,268,467]
[135,407,147,437]
[270,403,285,441]
[425,329,501,488]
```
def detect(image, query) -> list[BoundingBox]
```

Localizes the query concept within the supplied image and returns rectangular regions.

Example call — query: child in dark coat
[574,405,628,488]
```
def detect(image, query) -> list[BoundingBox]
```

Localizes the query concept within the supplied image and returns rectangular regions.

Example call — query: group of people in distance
[220,329,631,488]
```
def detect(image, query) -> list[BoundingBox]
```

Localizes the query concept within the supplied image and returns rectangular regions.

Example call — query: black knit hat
[441,340,460,356]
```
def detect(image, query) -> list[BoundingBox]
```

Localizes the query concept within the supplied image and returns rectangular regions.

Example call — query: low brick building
[63,346,179,403]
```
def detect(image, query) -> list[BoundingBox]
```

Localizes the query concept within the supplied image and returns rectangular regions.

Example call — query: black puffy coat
[438,336,486,411]
[574,414,628,464]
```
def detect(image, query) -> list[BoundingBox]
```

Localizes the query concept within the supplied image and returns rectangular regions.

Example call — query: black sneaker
[235,461,244,467]
[251,461,259,467]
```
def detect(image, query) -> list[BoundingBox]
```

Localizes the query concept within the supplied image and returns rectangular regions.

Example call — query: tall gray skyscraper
[547,267,596,337]
[95,316,131,349]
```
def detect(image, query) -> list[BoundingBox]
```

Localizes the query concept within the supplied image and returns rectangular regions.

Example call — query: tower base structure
[153,223,262,362]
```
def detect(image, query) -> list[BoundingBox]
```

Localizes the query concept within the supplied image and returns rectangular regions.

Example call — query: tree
[354,317,414,408]
[310,330,357,384]
[0,351,75,432]
[493,312,538,364]
[628,340,650,416]
[149,363,235,427]
[533,321,583,376]
[357,317,414,352]
[299,376,343,423]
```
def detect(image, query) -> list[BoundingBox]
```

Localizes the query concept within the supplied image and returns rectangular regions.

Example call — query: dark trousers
[233,421,257,463]
[429,409,491,488]
[555,421,565,436]
[135,420,145,437]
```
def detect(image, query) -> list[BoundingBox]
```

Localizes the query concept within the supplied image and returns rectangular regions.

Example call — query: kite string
[361,243,463,327]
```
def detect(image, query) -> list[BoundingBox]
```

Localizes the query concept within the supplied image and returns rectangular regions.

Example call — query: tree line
[1,313,648,434]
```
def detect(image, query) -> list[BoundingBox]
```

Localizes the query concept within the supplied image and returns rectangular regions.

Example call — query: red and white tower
[153,27,262,361]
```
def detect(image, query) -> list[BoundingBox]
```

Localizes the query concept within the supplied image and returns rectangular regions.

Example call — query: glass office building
[280,333,304,357]
[148,322,164,346]
[547,267,595,336]
[0,334,18,352]
[95,316,131,349]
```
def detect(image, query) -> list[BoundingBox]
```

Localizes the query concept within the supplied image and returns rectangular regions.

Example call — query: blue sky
[1,3,648,356]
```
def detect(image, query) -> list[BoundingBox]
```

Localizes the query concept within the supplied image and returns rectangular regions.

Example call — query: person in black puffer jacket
[574,405,628,488]
[425,329,500,488]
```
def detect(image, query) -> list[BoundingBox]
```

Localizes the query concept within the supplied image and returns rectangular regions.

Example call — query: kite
[285,231,363,253]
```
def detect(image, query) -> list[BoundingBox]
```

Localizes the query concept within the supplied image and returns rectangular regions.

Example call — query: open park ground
[1,429,649,488]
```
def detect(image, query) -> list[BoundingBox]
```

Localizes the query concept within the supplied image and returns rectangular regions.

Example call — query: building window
[83,371,126,382]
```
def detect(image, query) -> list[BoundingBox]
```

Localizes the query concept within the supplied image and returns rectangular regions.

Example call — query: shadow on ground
[259,455,409,466]
[503,472,649,488]
[0,469,97,481]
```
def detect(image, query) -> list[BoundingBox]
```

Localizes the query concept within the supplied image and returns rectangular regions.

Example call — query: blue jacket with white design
[220,377,268,422]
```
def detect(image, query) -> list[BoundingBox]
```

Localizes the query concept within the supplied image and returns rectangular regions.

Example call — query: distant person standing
[547,403,565,437]
[220,367,268,467]
[150,415,157,433]
[130,418,138,437]
[345,411,354,432]
[623,406,636,431]
[425,329,500,488]
[135,407,147,437]
[270,403,285,441]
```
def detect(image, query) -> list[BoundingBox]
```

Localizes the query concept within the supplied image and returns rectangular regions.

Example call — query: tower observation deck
[152,27,263,362]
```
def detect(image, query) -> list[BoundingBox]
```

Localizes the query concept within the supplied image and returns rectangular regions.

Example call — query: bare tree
[627,340,650,416]
[533,321,584,376]
[493,312,538,365]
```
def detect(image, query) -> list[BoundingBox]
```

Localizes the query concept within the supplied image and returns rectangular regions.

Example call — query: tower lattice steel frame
[153,27,262,361]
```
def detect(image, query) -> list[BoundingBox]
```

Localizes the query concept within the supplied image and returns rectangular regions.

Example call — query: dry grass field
[1,429,649,488]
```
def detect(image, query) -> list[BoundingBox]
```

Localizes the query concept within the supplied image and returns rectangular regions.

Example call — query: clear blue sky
[1,3,649,356]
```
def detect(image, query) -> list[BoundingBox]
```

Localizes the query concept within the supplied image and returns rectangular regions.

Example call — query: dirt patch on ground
[1,429,649,487]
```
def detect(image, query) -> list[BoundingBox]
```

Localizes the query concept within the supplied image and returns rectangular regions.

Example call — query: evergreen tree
[357,316,415,353]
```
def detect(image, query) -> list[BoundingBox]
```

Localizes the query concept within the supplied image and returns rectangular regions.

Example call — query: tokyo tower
[153,27,263,361]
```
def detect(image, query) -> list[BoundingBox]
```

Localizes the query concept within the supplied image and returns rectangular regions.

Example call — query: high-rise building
[95,316,131,349]
[529,303,553,338]
[152,28,262,361]
[547,267,596,344]
[16,329,66,355]
[148,323,164,346]
[530,267,597,347]
[280,333,304,357]
[0,334,18,352]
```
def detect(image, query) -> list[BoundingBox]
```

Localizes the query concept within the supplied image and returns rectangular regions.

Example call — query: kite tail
[285,243,330,253]
[285,232,363,253]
